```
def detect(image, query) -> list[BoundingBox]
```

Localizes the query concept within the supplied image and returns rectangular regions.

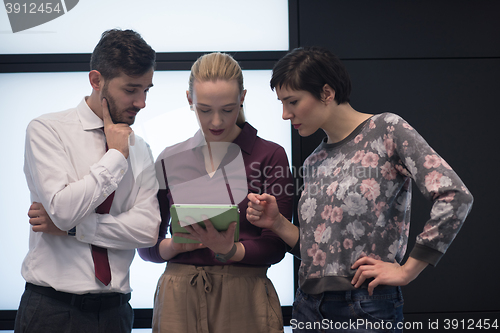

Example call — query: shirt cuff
[287,240,301,259]
[409,243,444,266]
[100,149,128,182]
[73,213,98,244]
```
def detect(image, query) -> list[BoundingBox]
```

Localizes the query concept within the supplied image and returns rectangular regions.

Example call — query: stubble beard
[102,84,139,125]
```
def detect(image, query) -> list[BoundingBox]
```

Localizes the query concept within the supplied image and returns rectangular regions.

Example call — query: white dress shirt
[22,97,161,294]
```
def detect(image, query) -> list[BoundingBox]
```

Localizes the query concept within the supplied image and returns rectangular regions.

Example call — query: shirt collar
[233,122,257,155]
[76,97,104,131]
[189,122,257,155]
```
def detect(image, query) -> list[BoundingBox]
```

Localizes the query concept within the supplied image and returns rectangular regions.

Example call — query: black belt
[25,283,131,312]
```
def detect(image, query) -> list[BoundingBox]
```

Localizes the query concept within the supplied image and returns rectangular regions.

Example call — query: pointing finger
[247,193,260,204]
[256,193,276,206]
[101,98,113,127]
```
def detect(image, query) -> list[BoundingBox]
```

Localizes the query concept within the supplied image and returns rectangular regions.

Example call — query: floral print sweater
[296,113,473,294]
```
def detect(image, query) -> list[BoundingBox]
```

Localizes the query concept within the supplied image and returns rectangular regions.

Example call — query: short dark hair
[90,29,156,80]
[270,46,351,104]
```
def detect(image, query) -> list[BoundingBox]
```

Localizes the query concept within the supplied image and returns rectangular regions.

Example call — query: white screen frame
[0,0,289,54]
[0,69,294,310]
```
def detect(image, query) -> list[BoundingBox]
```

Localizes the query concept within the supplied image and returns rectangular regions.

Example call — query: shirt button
[80,235,85,240]
[120,169,125,175]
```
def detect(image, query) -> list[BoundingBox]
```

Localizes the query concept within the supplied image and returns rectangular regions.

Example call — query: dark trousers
[14,288,134,333]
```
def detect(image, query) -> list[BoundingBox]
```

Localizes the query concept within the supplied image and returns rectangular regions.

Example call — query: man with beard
[15,29,161,333]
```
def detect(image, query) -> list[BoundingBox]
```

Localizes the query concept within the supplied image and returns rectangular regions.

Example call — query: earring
[189,105,194,110]
[240,104,243,107]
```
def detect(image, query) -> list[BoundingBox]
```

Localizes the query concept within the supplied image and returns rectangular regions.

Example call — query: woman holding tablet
[138,52,294,333]
[246,47,473,332]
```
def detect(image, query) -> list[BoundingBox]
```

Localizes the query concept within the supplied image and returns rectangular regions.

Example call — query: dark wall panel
[296,0,500,315]
[345,58,499,313]
[298,0,500,59]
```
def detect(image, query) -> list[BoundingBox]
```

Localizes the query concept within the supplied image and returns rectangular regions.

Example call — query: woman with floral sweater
[247,47,473,332]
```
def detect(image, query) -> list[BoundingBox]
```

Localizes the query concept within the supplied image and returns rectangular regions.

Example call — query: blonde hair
[189,52,246,125]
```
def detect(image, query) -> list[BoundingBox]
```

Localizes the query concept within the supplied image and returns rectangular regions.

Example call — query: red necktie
[92,136,114,286]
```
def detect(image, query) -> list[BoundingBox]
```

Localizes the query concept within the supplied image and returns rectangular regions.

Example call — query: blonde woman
[138,52,294,333]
